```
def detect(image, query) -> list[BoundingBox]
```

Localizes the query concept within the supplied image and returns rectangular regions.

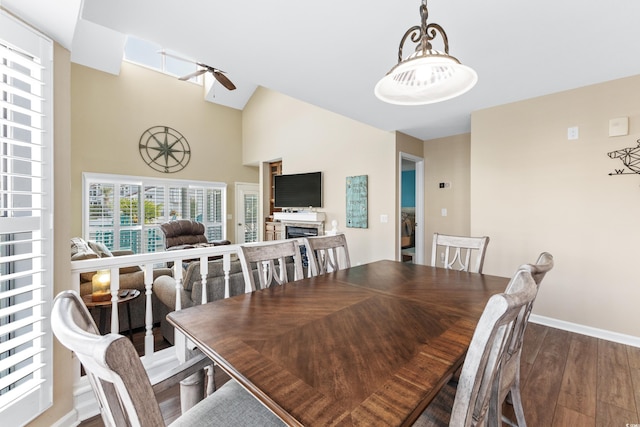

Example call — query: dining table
[167,259,509,426]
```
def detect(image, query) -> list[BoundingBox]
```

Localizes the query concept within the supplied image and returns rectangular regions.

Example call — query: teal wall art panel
[346,175,368,228]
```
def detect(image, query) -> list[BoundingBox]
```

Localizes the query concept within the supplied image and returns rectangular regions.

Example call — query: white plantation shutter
[84,175,226,253]
[0,11,54,425]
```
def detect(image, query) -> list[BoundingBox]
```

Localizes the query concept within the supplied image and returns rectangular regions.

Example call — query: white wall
[471,74,640,338]
[243,87,397,265]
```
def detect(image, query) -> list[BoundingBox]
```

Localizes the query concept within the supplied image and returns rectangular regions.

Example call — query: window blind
[0,11,53,425]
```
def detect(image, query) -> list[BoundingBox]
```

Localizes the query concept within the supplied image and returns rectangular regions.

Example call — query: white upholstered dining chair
[498,252,554,426]
[412,268,538,427]
[51,290,285,427]
[431,232,490,273]
[303,234,351,276]
[238,240,304,291]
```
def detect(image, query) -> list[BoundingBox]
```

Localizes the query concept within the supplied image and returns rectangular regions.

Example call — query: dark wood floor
[79,323,640,426]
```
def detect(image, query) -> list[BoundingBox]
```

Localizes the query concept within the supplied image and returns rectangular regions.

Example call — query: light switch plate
[609,117,629,137]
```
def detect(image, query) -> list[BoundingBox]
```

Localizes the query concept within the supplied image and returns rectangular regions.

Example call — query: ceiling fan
[159,51,236,91]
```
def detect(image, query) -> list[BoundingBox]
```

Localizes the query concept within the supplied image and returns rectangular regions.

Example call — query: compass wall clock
[139,126,191,173]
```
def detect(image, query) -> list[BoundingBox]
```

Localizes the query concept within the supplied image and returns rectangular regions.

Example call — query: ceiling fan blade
[212,70,236,91]
[179,68,207,81]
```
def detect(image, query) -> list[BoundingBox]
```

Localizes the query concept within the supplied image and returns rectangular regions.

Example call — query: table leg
[99,308,107,335]
[180,370,205,414]
[126,302,133,339]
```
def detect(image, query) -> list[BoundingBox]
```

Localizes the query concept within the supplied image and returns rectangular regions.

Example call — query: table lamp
[91,269,111,302]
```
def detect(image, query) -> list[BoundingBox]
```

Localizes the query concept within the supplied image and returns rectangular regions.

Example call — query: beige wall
[243,87,397,265]
[423,133,472,264]
[70,62,258,241]
[471,74,640,337]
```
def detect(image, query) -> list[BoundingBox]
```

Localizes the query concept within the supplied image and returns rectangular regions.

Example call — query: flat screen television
[274,172,322,209]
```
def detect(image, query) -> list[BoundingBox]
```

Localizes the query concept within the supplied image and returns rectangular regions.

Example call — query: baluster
[109,267,120,334]
[173,259,183,311]
[223,253,231,298]
[200,255,208,305]
[143,263,154,357]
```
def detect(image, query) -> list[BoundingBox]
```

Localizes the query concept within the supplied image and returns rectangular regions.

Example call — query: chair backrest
[503,252,554,355]
[431,233,490,273]
[238,240,304,291]
[160,219,208,249]
[499,253,554,401]
[51,290,165,426]
[303,234,351,276]
[450,269,538,426]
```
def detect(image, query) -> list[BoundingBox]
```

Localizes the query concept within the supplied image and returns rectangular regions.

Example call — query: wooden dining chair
[303,234,351,276]
[431,232,490,273]
[498,252,554,426]
[238,240,304,291]
[51,290,284,427]
[412,268,538,427]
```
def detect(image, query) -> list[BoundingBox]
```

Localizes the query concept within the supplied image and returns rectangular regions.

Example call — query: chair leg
[509,385,527,427]
[206,364,215,395]
[179,369,205,414]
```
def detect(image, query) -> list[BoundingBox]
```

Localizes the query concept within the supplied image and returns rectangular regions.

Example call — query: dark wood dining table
[167,260,509,426]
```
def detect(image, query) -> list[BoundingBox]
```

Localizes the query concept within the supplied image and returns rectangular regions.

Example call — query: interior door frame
[235,182,259,244]
[398,153,425,264]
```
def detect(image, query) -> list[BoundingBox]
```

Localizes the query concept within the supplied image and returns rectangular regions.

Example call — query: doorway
[235,183,259,244]
[399,153,424,264]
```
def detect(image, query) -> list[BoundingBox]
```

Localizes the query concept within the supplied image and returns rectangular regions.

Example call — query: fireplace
[283,223,322,269]
[285,225,319,239]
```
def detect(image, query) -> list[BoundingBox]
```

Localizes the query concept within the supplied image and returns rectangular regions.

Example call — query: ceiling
[4,0,640,141]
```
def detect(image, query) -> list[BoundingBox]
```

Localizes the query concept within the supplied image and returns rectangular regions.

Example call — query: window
[0,11,54,425]
[83,173,226,253]
[123,36,201,83]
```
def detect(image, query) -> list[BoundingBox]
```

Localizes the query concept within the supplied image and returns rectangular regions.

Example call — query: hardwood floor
[79,323,640,426]
[504,322,640,426]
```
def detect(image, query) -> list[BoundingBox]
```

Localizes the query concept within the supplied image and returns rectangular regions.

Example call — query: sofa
[154,258,247,344]
[154,257,297,344]
[71,237,173,333]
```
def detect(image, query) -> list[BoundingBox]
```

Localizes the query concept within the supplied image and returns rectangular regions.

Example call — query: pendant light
[375,0,477,105]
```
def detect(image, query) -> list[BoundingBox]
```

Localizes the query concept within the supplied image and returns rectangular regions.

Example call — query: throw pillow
[70,237,99,261]
[70,238,100,282]
[88,241,114,258]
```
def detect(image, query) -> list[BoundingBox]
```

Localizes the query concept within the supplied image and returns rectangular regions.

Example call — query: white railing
[70,244,243,357]
[69,239,313,421]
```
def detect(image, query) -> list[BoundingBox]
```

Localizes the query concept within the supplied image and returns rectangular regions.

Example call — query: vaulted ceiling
[5,0,640,140]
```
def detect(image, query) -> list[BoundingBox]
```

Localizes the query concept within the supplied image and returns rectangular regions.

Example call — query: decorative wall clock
[139,126,191,173]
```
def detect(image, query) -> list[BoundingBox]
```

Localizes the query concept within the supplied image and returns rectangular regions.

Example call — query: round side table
[82,289,140,338]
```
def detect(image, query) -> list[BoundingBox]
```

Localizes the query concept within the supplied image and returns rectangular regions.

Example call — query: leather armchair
[160,219,230,250]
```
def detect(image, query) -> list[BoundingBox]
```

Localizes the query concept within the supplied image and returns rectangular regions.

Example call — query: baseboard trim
[530,314,640,348]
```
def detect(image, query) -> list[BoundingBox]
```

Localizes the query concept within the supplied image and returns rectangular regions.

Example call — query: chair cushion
[169,379,285,427]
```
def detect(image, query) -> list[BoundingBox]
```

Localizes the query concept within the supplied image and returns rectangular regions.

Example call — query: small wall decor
[139,126,191,173]
[346,175,368,228]
[607,139,640,176]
